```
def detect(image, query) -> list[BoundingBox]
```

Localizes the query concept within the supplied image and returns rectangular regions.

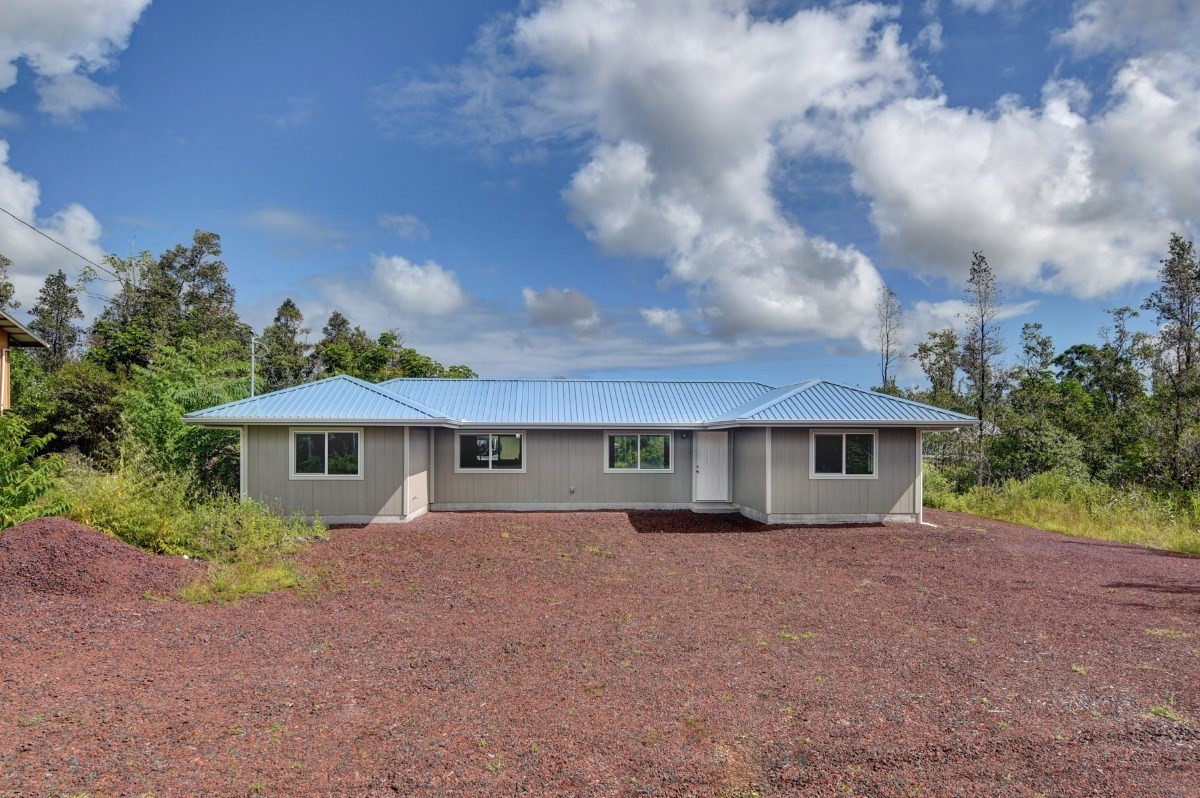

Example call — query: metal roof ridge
[381,377,775,386]
[184,374,451,420]
[811,380,978,421]
[337,375,452,419]
[718,378,821,420]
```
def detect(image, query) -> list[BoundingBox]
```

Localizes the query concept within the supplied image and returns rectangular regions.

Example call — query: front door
[693,431,729,502]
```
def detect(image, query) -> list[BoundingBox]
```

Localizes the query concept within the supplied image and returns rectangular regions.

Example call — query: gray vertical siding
[730,427,767,513]
[431,428,694,507]
[246,426,406,521]
[769,427,916,518]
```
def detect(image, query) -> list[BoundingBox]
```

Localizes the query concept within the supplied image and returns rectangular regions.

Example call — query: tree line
[0,230,475,494]
[876,233,1200,494]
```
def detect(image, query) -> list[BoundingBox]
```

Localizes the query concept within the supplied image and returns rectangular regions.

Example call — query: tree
[87,232,250,373]
[310,310,375,378]
[1018,322,1054,381]
[959,251,1005,486]
[259,298,311,392]
[28,270,84,371]
[874,284,903,392]
[0,252,18,311]
[1140,233,1200,487]
[914,329,959,407]
[0,414,66,529]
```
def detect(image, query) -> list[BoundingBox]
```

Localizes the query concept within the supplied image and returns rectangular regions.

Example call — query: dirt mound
[0,517,200,599]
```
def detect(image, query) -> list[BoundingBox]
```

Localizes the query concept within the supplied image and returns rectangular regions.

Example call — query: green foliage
[259,298,311,392]
[310,310,477,381]
[57,455,326,602]
[0,251,17,311]
[15,359,127,465]
[121,340,247,493]
[28,269,84,371]
[0,415,67,529]
[929,468,1200,556]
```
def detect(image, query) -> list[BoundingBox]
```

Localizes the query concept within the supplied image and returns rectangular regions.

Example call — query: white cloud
[36,73,120,123]
[522,285,603,337]
[379,0,917,349]
[368,253,465,316]
[847,62,1198,298]
[1056,0,1199,57]
[641,307,689,337]
[379,213,430,240]
[0,0,149,123]
[0,139,104,307]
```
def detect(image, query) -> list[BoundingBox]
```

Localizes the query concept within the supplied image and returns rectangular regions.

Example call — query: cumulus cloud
[368,253,465,316]
[522,285,603,337]
[0,0,149,123]
[1056,0,1199,57]
[0,140,104,306]
[379,0,917,348]
[848,55,1199,298]
[641,307,690,337]
[379,213,430,240]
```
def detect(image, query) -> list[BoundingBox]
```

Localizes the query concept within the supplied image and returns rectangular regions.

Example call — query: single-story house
[183,376,976,525]
[0,309,48,415]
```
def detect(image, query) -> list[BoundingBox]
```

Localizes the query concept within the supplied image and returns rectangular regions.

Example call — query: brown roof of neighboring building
[0,309,48,347]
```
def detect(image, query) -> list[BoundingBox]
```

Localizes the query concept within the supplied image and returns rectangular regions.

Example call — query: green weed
[927,467,1200,555]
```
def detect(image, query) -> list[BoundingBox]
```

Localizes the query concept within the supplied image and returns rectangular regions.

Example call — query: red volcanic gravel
[0,517,199,599]
[1,509,1198,797]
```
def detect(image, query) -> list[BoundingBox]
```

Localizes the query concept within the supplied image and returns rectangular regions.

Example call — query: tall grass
[925,465,1200,555]
[54,455,326,602]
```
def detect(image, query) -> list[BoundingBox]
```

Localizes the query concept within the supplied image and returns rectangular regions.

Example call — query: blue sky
[0,0,1197,386]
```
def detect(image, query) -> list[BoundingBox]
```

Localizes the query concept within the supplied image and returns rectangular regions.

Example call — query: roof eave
[705,419,976,430]
[182,417,456,427]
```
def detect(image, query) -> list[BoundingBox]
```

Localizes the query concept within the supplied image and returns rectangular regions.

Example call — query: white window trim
[603,431,675,474]
[289,427,365,481]
[809,429,879,480]
[454,430,528,474]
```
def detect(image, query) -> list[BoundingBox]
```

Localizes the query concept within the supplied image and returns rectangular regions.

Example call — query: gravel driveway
[2,510,1197,797]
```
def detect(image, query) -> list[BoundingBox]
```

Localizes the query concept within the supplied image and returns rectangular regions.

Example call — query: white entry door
[693,431,729,501]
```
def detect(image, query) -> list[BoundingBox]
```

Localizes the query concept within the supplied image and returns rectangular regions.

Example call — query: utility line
[0,204,121,281]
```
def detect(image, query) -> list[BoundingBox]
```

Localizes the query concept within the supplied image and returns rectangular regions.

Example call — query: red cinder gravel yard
[1,510,1198,797]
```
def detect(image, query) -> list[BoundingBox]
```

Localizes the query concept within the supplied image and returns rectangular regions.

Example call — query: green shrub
[56,454,325,601]
[928,466,1200,555]
[0,414,67,529]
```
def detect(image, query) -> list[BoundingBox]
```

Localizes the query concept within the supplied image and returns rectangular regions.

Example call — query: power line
[0,204,121,280]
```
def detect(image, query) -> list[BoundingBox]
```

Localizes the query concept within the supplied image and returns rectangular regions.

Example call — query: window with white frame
[811,430,876,478]
[291,429,362,479]
[605,432,672,472]
[456,432,525,472]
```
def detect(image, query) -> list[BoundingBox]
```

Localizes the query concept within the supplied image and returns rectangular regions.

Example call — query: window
[811,430,876,478]
[605,432,672,472]
[291,429,362,479]
[456,432,525,472]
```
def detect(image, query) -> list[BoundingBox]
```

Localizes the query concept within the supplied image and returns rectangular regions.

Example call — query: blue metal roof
[380,378,772,426]
[184,375,448,423]
[714,380,976,425]
[184,375,975,428]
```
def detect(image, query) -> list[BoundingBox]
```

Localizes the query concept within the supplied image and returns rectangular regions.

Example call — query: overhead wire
[0,204,121,281]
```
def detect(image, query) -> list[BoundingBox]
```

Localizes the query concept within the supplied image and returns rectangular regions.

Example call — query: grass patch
[925,467,1200,556]
[51,457,325,603]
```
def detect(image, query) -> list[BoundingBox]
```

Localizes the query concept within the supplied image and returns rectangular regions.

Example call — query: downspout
[239,426,248,501]
[403,426,410,519]
[764,427,773,521]
[0,346,8,414]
